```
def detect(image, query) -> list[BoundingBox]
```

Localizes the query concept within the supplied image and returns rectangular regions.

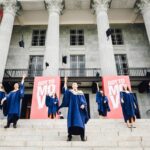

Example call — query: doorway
[20,94,32,119]
[84,94,90,118]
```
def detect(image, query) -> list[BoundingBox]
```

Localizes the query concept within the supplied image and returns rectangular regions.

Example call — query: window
[70,55,85,76]
[31,30,46,46]
[111,29,123,45]
[70,29,84,46]
[28,56,44,77]
[115,54,128,75]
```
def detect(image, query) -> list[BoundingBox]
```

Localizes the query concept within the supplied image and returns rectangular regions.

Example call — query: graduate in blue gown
[0,83,6,118]
[120,85,137,128]
[45,93,59,119]
[96,83,110,118]
[1,75,26,128]
[59,77,89,141]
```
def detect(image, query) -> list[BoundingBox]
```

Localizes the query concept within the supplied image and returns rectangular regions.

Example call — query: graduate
[0,83,6,119]
[59,77,89,141]
[96,83,110,118]
[45,92,59,119]
[1,75,26,128]
[120,85,137,128]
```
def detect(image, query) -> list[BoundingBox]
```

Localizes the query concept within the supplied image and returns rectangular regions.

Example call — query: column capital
[137,0,150,13]
[45,0,64,14]
[2,0,19,16]
[92,0,111,14]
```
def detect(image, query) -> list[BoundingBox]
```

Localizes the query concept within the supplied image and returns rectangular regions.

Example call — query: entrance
[20,94,32,119]
[134,93,141,119]
[84,94,90,118]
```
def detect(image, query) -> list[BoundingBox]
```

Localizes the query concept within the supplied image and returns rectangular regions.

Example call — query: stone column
[0,0,18,82]
[93,0,117,76]
[138,0,150,44]
[43,0,63,76]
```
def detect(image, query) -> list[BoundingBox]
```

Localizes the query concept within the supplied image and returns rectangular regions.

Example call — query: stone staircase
[0,119,150,150]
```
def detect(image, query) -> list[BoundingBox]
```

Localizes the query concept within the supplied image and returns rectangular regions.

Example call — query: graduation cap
[19,40,24,48]
[96,72,100,78]
[19,34,25,48]
[45,62,49,69]
[106,28,113,40]
[62,56,67,64]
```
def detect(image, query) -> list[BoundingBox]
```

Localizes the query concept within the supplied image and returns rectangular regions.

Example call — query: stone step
[0,119,150,149]
[0,135,144,141]
[0,148,146,150]
[0,140,149,148]
[0,141,144,147]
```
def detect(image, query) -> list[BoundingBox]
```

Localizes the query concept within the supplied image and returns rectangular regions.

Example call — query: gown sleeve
[0,92,6,109]
[59,87,71,109]
[96,91,102,103]
[131,93,138,109]
[104,96,111,112]
[79,94,87,107]
[120,92,124,103]
[45,96,49,107]
[19,83,25,98]
[79,95,89,124]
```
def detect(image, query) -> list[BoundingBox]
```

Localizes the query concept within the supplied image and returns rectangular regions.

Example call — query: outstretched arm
[21,74,26,85]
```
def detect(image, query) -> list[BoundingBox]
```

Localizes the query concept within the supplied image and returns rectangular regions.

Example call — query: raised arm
[64,77,68,89]
[96,82,100,92]
[62,77,68,94]
[21,74,26,85]
[20,74,26,98]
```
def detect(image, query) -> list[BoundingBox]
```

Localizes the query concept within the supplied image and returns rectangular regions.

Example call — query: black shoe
[67,135,72,141]
[4,125,10,128]
[67,137,72,141]
[81,137,87,142]
[13,124,17,128]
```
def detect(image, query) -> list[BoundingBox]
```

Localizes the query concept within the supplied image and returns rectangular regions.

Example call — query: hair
[122,86,130,92]
[54,93,58,99]
[0,83,4,89]
[0,83,6,92]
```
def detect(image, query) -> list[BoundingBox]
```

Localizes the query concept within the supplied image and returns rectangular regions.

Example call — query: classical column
[93,0,117,76]
[0,0,18,82]
[43,0,63,76]
[137,0,150,44]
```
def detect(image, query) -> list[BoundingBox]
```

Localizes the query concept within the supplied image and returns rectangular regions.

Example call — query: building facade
[0,0,150,119]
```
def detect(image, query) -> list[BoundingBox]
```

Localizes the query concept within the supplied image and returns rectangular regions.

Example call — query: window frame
[115,54,129,75]
[70,29,84,46]
[111,28,124,45]
[31,29,46,47]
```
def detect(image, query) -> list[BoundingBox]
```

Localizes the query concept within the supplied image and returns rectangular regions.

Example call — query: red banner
[102,76,131,119]
[0,9,3,22]
[30,76,61,119]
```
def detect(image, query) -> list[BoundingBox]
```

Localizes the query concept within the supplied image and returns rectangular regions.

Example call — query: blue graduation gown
[45,96,59,116]
[0,91,5,110]
[6,84,24,117]
[59,88,89,131]
[120,91,136,122]
[96,91,110,116]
